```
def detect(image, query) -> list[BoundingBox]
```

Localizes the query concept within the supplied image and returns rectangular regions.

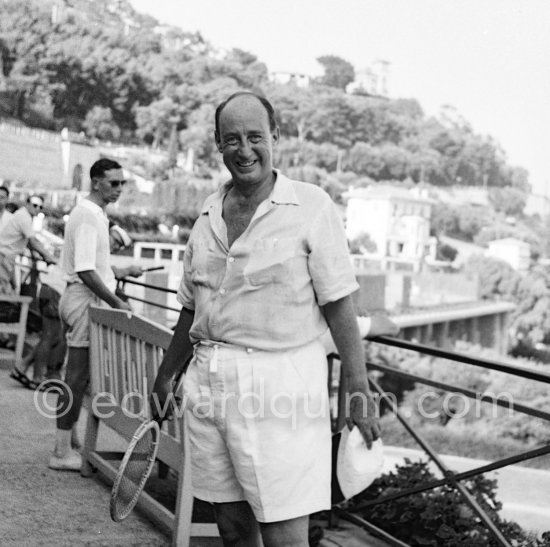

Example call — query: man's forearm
[323,295,370,391]
[77,270,124,308]
[156,307,195,382]
[28,237,55,263]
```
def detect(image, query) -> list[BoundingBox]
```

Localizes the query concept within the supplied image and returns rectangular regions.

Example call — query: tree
[83,106,120,141]
[463,255,520,300]
[510,265,550,354]
[488,187,527,217]
[316,55,355,90]
[456,204,493,241]
[349,232,377,254]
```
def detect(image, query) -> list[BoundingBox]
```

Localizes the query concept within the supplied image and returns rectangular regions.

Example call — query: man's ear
[272,127,280,146]
[214,131,223,153]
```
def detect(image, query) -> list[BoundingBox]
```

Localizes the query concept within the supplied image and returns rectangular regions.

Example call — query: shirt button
[220,288,226,295]
[228,257,235,263]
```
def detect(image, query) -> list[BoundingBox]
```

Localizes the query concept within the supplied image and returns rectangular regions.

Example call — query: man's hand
[112,297,132,312]
[346,387,381,449]
[125,265,143,278]
[150,374,174,422]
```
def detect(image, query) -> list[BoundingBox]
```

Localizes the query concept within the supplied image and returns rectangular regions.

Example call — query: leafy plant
[348,459,550,546]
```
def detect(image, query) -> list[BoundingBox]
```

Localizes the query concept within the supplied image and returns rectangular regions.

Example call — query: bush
[348,459,550,546]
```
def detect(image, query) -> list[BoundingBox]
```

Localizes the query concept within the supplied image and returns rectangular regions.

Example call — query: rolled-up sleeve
[307,200,359,306]
[176,239,195,310]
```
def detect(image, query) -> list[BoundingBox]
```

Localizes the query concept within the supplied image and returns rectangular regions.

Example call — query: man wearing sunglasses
[0,194,57,295]
[50,158,144,471]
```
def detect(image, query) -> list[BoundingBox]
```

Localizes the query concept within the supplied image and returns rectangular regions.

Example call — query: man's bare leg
[260,516,309,547]
[214,501,262,546]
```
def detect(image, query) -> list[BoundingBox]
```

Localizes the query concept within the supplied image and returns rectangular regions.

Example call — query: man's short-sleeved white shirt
[0,207,34,257]
[61,198,115,291]
[177,171,359,351]
[0,210,13,234]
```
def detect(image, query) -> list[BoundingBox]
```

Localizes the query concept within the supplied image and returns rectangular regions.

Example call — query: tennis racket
[110,374,183,522]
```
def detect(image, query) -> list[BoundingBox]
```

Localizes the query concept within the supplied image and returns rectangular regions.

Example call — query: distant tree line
[0,0,529,192]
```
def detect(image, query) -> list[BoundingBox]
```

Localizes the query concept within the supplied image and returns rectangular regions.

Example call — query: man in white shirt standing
[50,158,143,471]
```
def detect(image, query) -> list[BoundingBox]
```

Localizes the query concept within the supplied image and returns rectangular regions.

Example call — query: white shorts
[183,339,332,523]
[59,283,101,348]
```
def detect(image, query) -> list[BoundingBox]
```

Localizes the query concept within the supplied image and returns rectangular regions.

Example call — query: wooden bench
[0,294,33,370]
[81,306,218,546]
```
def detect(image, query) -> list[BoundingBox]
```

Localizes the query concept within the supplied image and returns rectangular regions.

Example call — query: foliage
[349,232,377,254]
[349,459,550,546]
[488,186,527,216]
[463,255,520,300]
[83,106,120,141]
[430,202,494,242]
[0,0,529,188]
[510,265,550,350]
[435,242,458,262]
[370,340,550,448]
[316,55,355,90]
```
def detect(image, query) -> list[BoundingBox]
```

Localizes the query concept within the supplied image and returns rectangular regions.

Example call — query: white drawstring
[210,344,219,373]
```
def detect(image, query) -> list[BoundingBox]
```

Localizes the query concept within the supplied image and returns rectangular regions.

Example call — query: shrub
[348,459,550,546]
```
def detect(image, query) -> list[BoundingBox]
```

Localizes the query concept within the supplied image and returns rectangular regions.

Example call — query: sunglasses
[30,202,43,210]
[109,180,127,189]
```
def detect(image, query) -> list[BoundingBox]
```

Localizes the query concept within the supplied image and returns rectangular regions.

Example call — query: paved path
[0,363,385,547]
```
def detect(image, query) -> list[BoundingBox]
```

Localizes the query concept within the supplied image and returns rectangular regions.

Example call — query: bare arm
[77,270,130,310]
[323,294,381,448]
[27,236,56,264]
[150,307,195,419]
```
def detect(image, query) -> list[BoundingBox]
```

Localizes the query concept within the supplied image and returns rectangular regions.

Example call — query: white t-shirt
[0,209,13,234]
[0,207,34,256]
[60,199,116,292]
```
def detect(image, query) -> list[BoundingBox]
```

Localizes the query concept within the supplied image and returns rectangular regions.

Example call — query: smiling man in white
[151,92,380,547]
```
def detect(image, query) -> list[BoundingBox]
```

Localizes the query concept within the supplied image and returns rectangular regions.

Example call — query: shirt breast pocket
[244,237,298,287]
[190,245,225,288]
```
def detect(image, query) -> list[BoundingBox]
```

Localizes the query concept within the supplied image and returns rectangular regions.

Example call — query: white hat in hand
[332,426,384,504]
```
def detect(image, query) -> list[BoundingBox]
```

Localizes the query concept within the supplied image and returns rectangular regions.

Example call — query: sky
[129,0,550,196]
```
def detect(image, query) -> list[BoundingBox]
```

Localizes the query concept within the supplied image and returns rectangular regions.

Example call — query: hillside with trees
[0,0,530,196]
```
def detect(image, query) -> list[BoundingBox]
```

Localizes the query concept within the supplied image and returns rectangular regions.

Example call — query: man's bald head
[215,92,278,136]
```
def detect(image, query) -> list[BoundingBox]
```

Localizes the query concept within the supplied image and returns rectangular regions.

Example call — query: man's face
[215,96,279,188]
[0,190,8,211]
[26,197,44,217]
[93,168,126,204]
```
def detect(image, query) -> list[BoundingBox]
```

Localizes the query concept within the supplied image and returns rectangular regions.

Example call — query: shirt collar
[201,170,300,215]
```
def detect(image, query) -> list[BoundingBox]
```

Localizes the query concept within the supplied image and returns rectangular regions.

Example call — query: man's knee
[213,501,260,546]
[259,516,309,547]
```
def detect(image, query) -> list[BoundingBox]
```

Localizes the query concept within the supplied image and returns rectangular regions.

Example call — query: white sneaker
[48,450,82,471]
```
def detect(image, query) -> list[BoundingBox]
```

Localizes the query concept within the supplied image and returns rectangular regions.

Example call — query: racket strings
[112,426,158,519]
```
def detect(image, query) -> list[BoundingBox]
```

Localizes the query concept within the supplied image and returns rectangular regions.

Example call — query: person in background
[0,186,13,232]
[49,158,143,471]
[151,91,381,546]
[0,195,57,295]
[13,222,136,390]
